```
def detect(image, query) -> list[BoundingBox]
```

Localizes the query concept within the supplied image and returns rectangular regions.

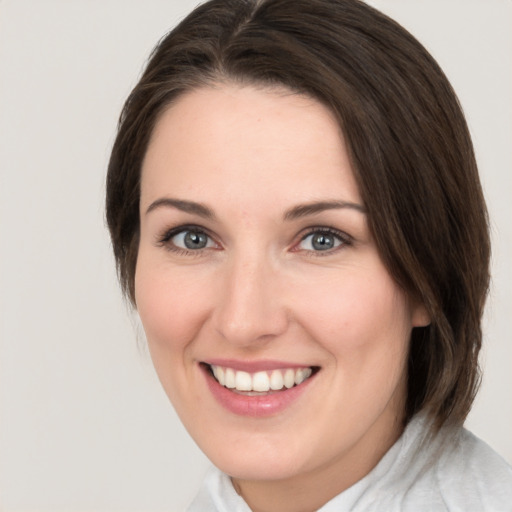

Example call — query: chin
[215,455,305,482]
[195,430,312,481]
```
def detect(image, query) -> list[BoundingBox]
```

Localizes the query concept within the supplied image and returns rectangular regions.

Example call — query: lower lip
[202,365,315,417]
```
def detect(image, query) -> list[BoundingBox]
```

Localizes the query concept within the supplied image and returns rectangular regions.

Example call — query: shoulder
[356,414,512,512]
[321,415,512,512]
[395,418,512,512]
[433,427,512,510]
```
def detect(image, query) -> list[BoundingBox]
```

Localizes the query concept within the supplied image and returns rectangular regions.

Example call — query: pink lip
[200,363,316,418]
[203,358,309,372]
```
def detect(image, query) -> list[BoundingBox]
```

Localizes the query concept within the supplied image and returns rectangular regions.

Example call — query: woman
[106,0,512,510]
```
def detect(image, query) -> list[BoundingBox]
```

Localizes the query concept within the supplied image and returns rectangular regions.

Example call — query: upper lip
[202,358,315,373]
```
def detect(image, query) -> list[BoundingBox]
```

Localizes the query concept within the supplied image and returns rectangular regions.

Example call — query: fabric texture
[186,413,512,511]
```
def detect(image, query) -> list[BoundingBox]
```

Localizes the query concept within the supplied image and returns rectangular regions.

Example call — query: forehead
[140,84,361,212]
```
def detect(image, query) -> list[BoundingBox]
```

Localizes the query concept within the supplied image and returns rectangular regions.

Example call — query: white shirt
[186,414,512,511]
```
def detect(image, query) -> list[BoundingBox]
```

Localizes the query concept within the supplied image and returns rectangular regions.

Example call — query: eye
[172,229,216,250]
[158,226,218,253]
[174,230,212,249]
[297,229,349,253]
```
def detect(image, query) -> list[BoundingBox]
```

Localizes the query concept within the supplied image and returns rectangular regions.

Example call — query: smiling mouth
[204,364,319,395]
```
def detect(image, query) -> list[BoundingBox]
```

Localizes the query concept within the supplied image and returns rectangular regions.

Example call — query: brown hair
[106,0,490,428]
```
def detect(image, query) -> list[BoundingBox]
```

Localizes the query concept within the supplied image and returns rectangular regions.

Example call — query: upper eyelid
[155,225,221,257]
[298,226,352,242]
[154,224,352,250]
[155,224,218,248]
[159,224,212,239]
[291,226,353,254]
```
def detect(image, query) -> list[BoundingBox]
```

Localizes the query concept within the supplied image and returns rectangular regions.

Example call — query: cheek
[291,266,412,373]
[302,272,407,331]
[134,261,218,417]
[134,261,212,356]
[300,272,411,423]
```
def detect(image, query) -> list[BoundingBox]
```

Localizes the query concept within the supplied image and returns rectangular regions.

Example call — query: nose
[212,253,289,348]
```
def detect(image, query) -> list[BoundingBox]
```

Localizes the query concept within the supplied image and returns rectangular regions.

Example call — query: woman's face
[136,85,428,493]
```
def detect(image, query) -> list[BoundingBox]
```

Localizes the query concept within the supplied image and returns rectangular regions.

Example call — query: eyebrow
[145,198,215,219]
[145,197,366,220]
[283,200,366,221]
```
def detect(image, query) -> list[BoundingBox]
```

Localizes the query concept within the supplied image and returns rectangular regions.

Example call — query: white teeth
[235,371,252,391]
[213,366,224,384]
[269,370,284,390]
[225,368,236,389]
[210,365,314,392]
[284,368,295,388]
[252,371,270,392]
[295,368,312,385]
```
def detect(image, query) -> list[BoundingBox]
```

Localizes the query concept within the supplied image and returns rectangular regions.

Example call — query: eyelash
[295,227,352,256]
[156,224,219,256]
[155,225,352,256]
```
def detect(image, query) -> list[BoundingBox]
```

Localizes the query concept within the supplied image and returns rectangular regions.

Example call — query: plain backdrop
[0,1,510,510]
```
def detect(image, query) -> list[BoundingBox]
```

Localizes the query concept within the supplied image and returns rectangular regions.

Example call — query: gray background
[1,1,510,510]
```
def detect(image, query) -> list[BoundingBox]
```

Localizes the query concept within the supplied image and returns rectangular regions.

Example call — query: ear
[411,301,431,327]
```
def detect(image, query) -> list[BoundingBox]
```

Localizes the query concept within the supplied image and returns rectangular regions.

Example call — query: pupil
[312,233,334,250]
[184,231,207,249]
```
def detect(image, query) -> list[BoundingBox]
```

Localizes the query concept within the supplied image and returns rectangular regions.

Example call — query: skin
[135,84,430,512]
